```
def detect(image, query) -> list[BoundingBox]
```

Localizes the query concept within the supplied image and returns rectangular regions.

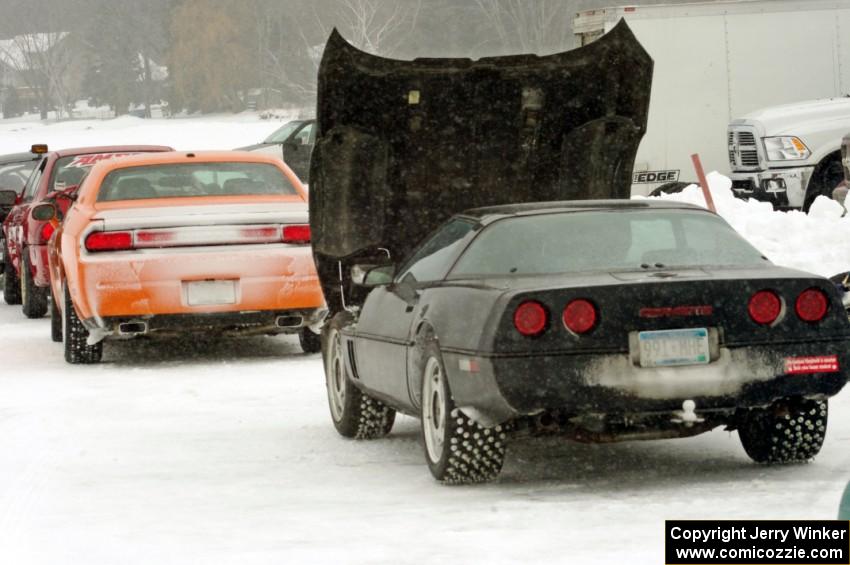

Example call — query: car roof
[0,151,41,165]
[460,199,709,222]
[88,150,294,173]
[52,145,173,158]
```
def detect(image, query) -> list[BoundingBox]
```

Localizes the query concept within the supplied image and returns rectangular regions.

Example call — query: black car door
[352,218,478,411]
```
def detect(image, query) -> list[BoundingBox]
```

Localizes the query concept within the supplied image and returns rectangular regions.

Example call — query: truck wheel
[420,342,506,484]
[738,398,827,463]
[20,253,48,318]
[298,327,322,354]
[2,244,21,305]
[50,293,62,342]
[63,283,102,364]
[323,312,394,439]
[803,153,843,212]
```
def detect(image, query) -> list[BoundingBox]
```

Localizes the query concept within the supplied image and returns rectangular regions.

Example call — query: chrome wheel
[327,330,346,422]
[422,356,447,463]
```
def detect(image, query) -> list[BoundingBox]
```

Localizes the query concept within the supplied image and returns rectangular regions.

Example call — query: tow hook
[672,399,704,427]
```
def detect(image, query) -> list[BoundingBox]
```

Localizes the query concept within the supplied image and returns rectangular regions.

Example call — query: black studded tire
[738,398,828,464]
[50,291,62,342]
[322,311,395,439]
[3,244,21,305]
[63,283,102,364]
[803,153,844,212]
[420,341,506,484]
[299,326,322,354]
[20,252,48,318]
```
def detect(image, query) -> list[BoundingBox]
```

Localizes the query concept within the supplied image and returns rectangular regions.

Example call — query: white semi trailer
[574,0,850,197]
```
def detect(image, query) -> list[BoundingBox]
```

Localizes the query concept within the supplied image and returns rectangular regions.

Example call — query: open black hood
[310,21,652,311]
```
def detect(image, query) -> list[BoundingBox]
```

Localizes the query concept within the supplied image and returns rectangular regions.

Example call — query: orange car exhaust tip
[118,321,148,336]
[275,315,304,328]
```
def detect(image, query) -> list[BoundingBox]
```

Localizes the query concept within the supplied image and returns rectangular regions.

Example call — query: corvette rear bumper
[443,341,850,425]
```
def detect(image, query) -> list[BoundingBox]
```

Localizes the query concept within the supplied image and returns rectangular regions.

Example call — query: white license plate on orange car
[637,328,710,368]
[186,280,236,306]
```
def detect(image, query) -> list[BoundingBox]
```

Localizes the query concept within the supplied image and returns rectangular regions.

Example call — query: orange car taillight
[40,222,55,243]
[513,300,548,336]
[795,288,828,323]
[563,299,597,334]
[282,225,310,244]
[85,231,133,252]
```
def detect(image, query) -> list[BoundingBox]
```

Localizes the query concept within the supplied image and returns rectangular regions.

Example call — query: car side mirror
[0,189,17,206]
[352,264,395,286]
[31,202,57,222]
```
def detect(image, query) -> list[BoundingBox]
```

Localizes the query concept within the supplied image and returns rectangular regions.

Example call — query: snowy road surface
[0,299,848,564]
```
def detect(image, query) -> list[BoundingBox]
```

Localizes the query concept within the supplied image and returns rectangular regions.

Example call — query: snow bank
[636,173,850,278]
[0,112,302,154]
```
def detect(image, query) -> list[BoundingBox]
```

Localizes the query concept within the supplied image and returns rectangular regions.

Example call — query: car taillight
[795,288,828,323]
[748,290,782,325]
[40,222,54,242]
[85,231,133,252]
[282,224,310,244]
[563,299,597,334]
[513,300,548,336]
[242,226,279,240]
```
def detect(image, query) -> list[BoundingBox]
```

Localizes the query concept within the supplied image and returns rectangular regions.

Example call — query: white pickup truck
[728,98,850,211]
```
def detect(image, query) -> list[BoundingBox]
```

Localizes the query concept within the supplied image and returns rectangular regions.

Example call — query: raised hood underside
[310,21,652,311]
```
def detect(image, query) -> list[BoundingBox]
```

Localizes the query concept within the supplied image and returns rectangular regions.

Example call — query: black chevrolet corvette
[309,23,850,483]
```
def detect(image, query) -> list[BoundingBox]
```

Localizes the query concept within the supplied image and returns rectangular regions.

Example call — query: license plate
[186,280,236,306]
[637,328,710,368]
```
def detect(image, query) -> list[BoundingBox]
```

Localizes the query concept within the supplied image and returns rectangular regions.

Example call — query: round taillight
[563,299,597,334]
[795,288,828,323]
[748,290,782,325]
[513,301,548,336]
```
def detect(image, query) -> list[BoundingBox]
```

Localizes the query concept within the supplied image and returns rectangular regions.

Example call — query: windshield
[0,160,38,194]
[50,152,142,192]
[97,162,297,201]
[450,210,768,276]
[264,121,304,143]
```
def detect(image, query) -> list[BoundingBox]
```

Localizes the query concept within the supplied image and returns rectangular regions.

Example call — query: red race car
[1,145,171,317]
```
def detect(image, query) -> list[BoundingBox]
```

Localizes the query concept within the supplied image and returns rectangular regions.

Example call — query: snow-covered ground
[0,116,849,563]
[0,304,847,565]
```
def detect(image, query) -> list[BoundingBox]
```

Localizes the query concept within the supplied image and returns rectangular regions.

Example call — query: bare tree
[473,0,573,55]
[0,32,75,119]
[276,0,421,104]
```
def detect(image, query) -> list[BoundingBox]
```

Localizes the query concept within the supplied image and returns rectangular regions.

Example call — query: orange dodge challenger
[40,151,325,363]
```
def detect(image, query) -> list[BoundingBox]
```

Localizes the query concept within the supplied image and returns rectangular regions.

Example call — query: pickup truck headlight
[764,136,810,161]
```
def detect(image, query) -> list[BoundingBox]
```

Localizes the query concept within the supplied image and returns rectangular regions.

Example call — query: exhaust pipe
[275,315,304,328]
[118,321,148,336]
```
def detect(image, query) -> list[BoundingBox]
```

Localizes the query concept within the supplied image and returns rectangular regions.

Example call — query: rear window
[449,209,768,277]
[51,153,141,192]
[97,162,296,202]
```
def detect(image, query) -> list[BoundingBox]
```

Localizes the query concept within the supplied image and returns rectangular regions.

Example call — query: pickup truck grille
[728,128,762,171]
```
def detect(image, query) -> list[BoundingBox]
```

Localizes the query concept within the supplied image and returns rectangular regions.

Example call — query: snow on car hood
[309,21,653,309]
[731,97,850,136]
